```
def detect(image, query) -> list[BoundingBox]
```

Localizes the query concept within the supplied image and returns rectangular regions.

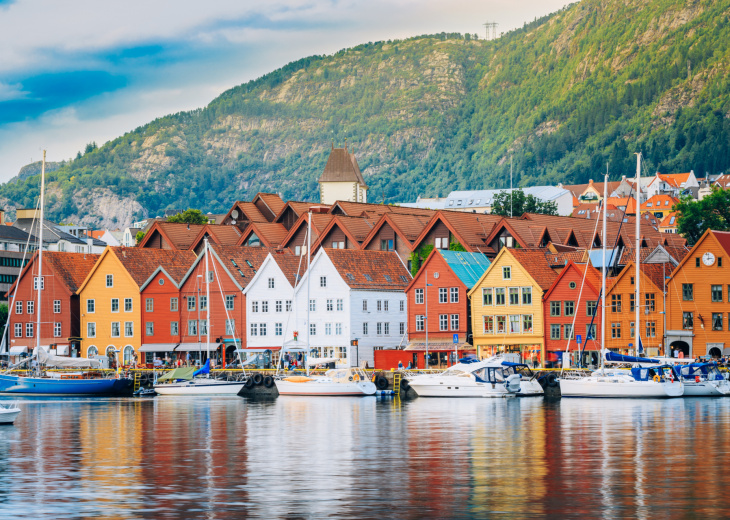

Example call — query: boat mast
[635,153,641,357]
[306,211,312,377]
[36,151,46,357]
[205,237,210,371]
[601,174,607,371]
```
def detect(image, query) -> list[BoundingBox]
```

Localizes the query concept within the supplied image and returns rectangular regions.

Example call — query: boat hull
[517,379,544,396]
[0,374,130,395]
[559,378,684,398]
[681,381,730,396]
[0,409,21,424]
[154,379,245,395]
[409,377,518,398]
[274,379,376,396]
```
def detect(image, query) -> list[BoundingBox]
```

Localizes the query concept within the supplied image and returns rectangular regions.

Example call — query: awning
[8,346,28,355]
[175,343,223,352]
[404,341,473,351]
[140,343,178,353]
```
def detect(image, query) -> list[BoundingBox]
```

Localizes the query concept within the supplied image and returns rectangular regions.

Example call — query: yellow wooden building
[468,248,558,366]
[76,247,196,365]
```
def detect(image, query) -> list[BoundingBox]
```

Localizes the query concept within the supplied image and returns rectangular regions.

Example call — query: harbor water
[1,396,730,519]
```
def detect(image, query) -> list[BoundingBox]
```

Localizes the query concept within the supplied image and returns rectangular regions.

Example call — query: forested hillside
[1,0,729,228]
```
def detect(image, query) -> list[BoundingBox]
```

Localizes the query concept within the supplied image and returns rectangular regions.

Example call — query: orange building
[666,229,730,358]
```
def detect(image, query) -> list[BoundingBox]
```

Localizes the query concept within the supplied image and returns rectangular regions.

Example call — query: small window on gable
[502,266,511,280]
[364,274,373,282]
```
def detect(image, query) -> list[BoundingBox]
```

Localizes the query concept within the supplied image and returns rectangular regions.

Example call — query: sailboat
[0,151,131,396]
[559,157,684,398]
[154,239,245,396]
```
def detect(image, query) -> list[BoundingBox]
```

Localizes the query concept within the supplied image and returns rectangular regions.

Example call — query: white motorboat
[274,368,376,396]
[560,364,684,398]
[153,362,245,396]
[0,402,21,424]
[407,357,522,398]
[669,363,730,396]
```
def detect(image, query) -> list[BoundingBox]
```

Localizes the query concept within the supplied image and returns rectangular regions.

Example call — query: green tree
[166,209,209,225]
[491,189,558,217]
[0,303,7,335]
[135,231,146,245]
[676,188,730,245]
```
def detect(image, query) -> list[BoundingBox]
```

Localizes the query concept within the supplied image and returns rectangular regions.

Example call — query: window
[719,257,723,267]
[502,266,511,280]
[363,322,369,335]
[14,323,21,337]
[482,288,493,306]
[522,315,533,333]
[171,322,179,335]
[550,324,561,339]
[200,320,208,335]
[645,293,656,312]
[261,301,268,313]
[146,298,154,312]
[106,274,113,287]
[683,312,693,330]
[611,323,621,339]
[646,322,656,338]
[325,323,332,335]
[450,287,459,303]
[380,239,394,251]
[33,276,44,290]
[451,314,459,330]
[377,322,383,335]
[309,323,316,336]
[124,322,133,337]
[226,296,234,311]
[415,289,424,304]
[337,299,344,311]
[26,300,35,315]
[495,288,506,305]
[207,271,214,283]
[587,301,597,317]
[439,314,448,331]
[200,296,208,311]
[275,323,282,336]
[439,288,447,303]
[268,277,275,289]
[146,322,154,336]
[86,299,95,313]
[550,301,561,317]
[336,323,342,335]
[111,322,121,337]
[564,301,575,317]
[509,288,519,305]
[15,301,21,314]
[713,313,723,331]
[384,301,390,312]
[564,324,573,340]
[586,323,596,340]
[496,316,506,333]
[484,316,494,334]
[510,315,520,334]
[399,322,405,335]
[170,298,178,312]
[415,315,424,331]
[377,300,382,312]
[327,299,333,311]
[274,300,282,313]
[383,323,389,335]
[286,300,292,312]
[320,276,327,288]
[188,320,198,335]
[682,284,693,301]
[522,287,532,305]
[630,322,635,338]
[611,294,621,313]
[53,322,62,337]
[250,323,257,336]
[188,296,196,311]
[87,322,96,338]
[251,301,259,313]
[124,298,132,312]
[309,300,316,312]
[712,285,723,302]
[228,320,237,335]
[696,257,700,267]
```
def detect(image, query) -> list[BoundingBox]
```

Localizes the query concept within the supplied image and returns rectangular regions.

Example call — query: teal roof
[438,250,491,289]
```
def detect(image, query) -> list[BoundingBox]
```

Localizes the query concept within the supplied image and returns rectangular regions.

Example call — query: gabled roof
[189,224,243,251]
[274,201,330,223]
[507,249,559,290]
[641,194,679,212]
[221,201,269,225]
[312,215,378,250]
[330,200,435,219]
[561,180,623,199]
[543,261,602,301]
[605,196,638,214]
[317,249,410,291]
[609,261,670,293]
[180,244,276,291]
[6,251,100,297]
[360,213,433,250]
[279,212,335,250]
[318,146,367,187]
[412,211,502,252]
[483,217,549,249]
[252,193,286,220]
[137,221,207,250]
[658,211,679,228]
[242,251,304,294]
[237,222,289,248]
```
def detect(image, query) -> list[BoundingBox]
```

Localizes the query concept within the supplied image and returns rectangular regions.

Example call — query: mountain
[1,0,729,228]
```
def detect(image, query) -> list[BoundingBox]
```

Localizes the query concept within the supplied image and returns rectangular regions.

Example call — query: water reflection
[1,396,730,518]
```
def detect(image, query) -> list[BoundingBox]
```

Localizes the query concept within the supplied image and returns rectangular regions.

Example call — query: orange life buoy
[353,373,360,382]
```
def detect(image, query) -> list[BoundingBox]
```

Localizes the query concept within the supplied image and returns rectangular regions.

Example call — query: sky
[0,0,573,182]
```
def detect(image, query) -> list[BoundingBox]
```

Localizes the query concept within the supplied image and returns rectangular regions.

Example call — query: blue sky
[0,0,572,182]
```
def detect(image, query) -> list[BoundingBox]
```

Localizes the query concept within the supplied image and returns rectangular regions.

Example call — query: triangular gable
[140,265,186,291]
[361,213,418,251]
[178,245,245,292]
[76,246,138,294]
[543,261,601,302]
[5,251,77,299]
[137,222,169,248]
[311,216,364,251]
[483,219,531,250]
[412,211,483,253]
[292,248,330,296]
[608,261,664,294]
[666,228,716,282]
[466,247,512,298]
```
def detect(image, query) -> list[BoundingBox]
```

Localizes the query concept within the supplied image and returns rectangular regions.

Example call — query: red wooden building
[542,261,603,367]
[398,249,490,369]
[6,251,99,359]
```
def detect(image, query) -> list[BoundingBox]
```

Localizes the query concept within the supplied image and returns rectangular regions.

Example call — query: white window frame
[87,322,96,338]
[53,299,61,314]
[111,322,121,338]
[124,322,134,338]
[415,289,424,304]
[106,274,113,288]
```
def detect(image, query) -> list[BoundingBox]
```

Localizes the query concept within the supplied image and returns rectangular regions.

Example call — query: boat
[274,367,376,396]
[0,402,21,424]
[560,158,684,399]
[133,387,157,397]
[668,362,730,396]
[154,360,245,396]
[406,356,523,398]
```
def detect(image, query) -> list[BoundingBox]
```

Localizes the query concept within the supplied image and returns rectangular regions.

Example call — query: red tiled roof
[658,212,679,228]
[270,251,307,286]
[253,193,286,218]
[110,247,197,286]
[641,194,679,212]
[279,213,335,249]
[137,221,207,250]
[238,222,289,248]
[208,245,276,290]
[640,262,674,291]
[331,200,435,219]
[508,249,559,290]
[713,231,730,258]
[324,249,410,291]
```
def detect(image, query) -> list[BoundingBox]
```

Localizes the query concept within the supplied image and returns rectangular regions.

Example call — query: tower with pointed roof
[318,143,368,205]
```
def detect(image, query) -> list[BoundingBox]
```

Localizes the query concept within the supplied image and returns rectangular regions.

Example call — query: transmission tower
[483,21,499,41]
